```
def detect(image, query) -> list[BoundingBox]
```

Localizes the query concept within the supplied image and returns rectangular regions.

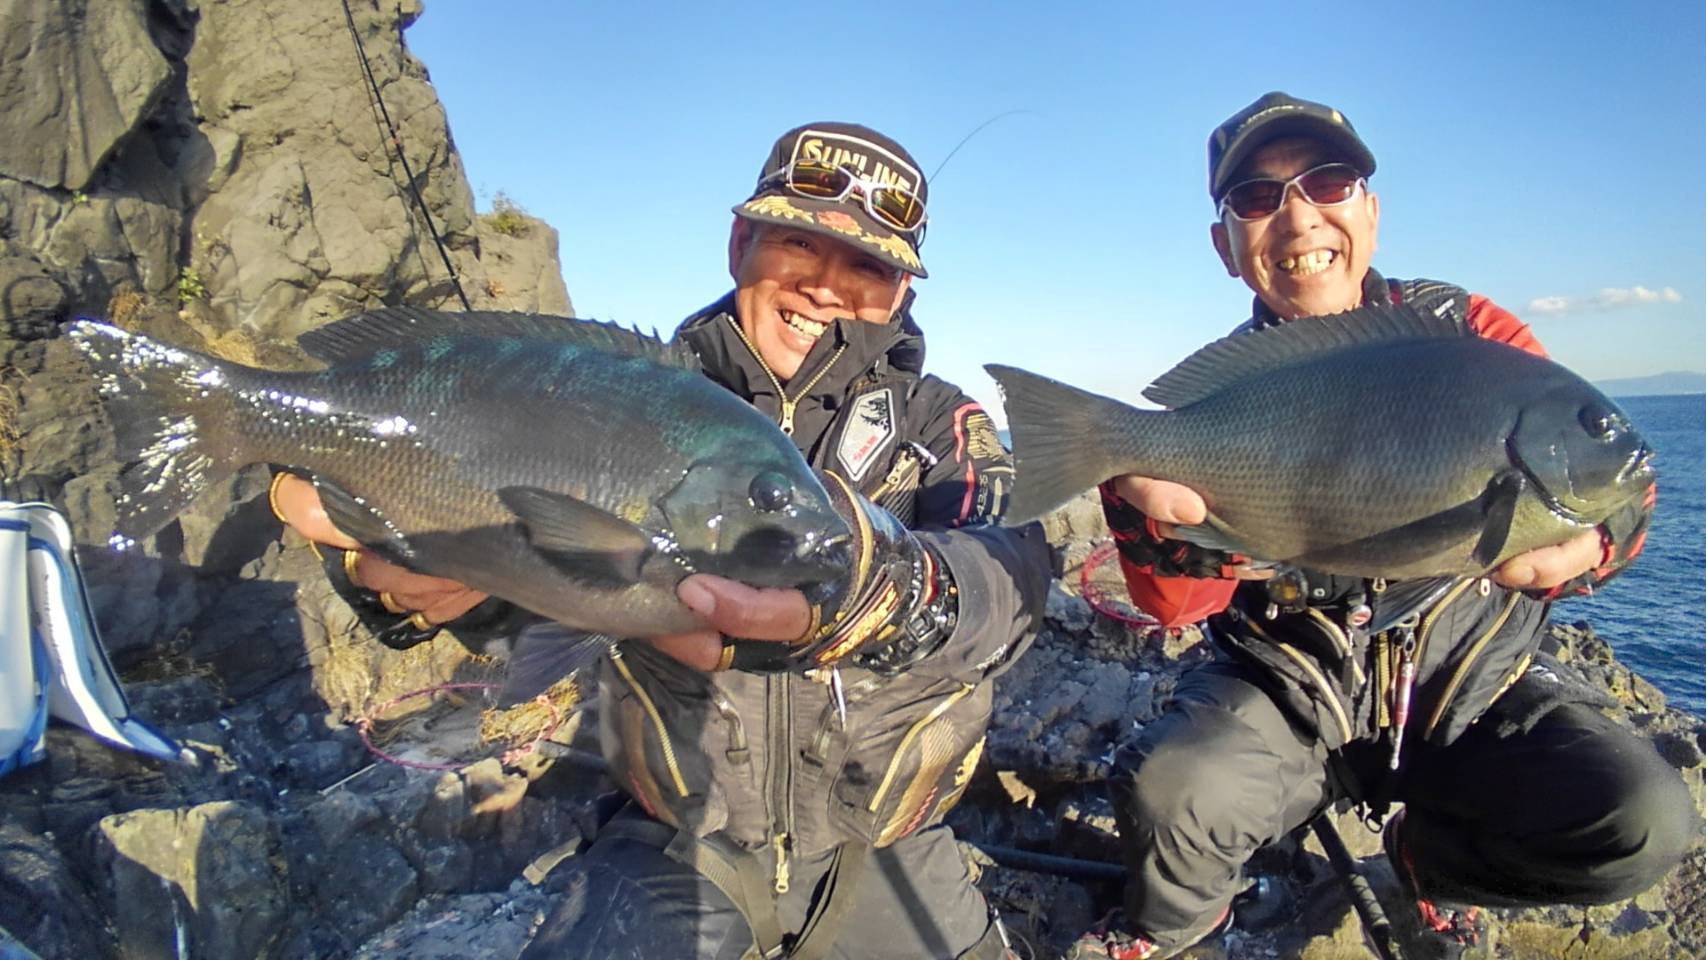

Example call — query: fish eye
[1578,404,1621,441]
[748,471,794,512]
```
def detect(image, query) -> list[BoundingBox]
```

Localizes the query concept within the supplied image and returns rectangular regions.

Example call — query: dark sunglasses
[1218,162,1366,222]
[758,160,927,233]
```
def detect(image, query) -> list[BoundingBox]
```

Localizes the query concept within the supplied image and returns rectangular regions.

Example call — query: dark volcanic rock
[0,0,171,191]
[94,802,288,960]
[0,818,106,960]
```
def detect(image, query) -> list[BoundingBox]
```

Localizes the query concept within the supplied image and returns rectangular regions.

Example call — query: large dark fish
[68,308,853,639]
[987,302,1655,581]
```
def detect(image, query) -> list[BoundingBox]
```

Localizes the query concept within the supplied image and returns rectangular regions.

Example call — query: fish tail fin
[66,321,244,546]
[985,364,1158,524]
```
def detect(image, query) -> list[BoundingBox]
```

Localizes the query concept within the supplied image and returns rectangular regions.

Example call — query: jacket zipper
[767,672,792,893]
[725,316,847,436]
[1304,607,1365,687]
[1422,590,1524,739]
[867,444,928,502]
[1409,578,1476,672]
[610,648,690,798]
[1374,631,1392,729]
[1378,577,1474,766]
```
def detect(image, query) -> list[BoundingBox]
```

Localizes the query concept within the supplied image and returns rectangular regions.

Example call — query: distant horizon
[1596,370,1706,398]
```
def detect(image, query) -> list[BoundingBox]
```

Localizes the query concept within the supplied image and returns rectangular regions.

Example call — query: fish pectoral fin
[1367,576,1464,633]
[314,478,417,563]
[498,622,618,706]
[497,486,652,584]
[1472,471,1527,569]
[1293,492,1502,573]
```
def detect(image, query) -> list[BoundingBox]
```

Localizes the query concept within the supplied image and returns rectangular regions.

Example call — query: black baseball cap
[1208,92,1377,201]
[733,122,929,278]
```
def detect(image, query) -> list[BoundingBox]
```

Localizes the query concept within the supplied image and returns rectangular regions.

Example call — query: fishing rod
[1313,816,1405,960]
[339,0,471,310]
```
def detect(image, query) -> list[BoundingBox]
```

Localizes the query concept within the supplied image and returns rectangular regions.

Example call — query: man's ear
[1365,190,1380,257]
[728,217,753,281]
[1210,221,1239,277]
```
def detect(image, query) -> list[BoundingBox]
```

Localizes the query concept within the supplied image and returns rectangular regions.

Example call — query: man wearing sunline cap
[1067,92,1691,959]
[271,120,1048,958]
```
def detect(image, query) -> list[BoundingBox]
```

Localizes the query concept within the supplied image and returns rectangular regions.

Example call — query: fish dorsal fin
[1143,301,1468,408]
[296,307,699,371]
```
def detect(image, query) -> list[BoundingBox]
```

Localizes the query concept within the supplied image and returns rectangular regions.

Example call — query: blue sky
[404,2,1704,420]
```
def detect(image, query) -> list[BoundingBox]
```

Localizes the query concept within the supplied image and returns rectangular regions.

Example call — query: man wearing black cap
[275,121,1049,959]
[1068,93,1693,959]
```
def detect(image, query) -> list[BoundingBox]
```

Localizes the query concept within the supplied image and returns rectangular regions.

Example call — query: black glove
[727,469,957,674]
[1099,480,1244,578]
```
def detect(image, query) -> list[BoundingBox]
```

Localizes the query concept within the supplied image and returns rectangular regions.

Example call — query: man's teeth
[783,311,828,337]
[1277,250,1336,276]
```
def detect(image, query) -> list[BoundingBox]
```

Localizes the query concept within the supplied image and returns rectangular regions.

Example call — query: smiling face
[729,220,912,382]
[1210,136,1380,320]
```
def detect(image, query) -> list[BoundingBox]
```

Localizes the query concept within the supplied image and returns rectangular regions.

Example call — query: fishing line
[928,109,1035,186]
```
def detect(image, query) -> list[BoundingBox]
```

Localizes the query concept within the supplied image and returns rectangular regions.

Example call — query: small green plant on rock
[483,191,530,237]
[177,267,208,305]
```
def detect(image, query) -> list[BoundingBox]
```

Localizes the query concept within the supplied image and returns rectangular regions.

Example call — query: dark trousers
[519,819,1000,960]
[1107,662,1697,951]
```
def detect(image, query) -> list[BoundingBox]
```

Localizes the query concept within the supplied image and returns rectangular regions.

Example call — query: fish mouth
[807,530,853,568]
[715,525,852,592]
[1511,438,1655,526]
[1620,443,1656,482]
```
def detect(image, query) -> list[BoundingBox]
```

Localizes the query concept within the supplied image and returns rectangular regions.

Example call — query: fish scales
[1117,338,1540,563]
[988,301,1654,580]
[68,313,852,638]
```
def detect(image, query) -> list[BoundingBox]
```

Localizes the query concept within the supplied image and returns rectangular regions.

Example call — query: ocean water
[1571,394,1706,715]
[1001,393,1706,715]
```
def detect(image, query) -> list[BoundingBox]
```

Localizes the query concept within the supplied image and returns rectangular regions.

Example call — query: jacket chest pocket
[603,646,750,835]
[827,681,989,847]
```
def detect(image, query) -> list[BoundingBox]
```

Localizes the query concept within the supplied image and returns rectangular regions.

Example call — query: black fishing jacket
[1103,273,1655,763]
[592,292,1050,869]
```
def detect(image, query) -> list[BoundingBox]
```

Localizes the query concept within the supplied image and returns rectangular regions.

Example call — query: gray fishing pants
[1107,662,1696,952]
[518,815,1005,960]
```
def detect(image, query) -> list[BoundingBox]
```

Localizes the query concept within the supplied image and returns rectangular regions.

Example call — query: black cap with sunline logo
[1208,92,1377,201]
[734,121,929,278]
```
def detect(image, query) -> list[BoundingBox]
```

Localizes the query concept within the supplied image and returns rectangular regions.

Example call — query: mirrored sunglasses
[759,160,927,233]
[1219,163,1366,222]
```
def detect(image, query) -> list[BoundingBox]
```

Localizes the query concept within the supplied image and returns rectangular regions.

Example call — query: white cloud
[1526,286,1683,315]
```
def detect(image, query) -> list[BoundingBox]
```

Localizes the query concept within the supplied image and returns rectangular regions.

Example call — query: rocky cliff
[1,2,579,957]
[0,3,1700,960]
